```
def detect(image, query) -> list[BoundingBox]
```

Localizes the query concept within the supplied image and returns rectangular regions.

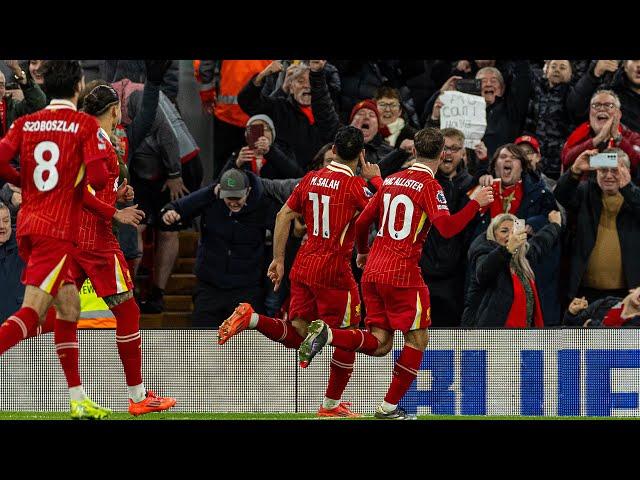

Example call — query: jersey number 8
[33,141,60,192]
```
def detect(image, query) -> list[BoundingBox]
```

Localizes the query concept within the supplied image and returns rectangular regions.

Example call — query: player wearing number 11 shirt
[218,126,382,417]
[299,128,495,419]
[0,61,112,418]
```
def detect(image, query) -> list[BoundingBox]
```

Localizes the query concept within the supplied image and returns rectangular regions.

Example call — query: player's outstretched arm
[432,186,493,239]
[82,185,145,226]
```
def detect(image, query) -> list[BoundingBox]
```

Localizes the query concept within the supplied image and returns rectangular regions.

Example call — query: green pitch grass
[0,412,634,420]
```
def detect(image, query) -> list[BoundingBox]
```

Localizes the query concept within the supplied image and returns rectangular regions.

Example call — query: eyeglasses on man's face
[591,102,617,111]
[443,145,463,153]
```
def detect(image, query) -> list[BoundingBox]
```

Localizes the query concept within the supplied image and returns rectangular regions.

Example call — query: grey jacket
[128,90,199,181]
[81,60,180,102]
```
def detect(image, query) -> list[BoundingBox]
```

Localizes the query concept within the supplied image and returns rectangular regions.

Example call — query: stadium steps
[139,231,198,329]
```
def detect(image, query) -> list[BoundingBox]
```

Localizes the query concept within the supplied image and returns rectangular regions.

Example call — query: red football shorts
[362,282,431,333]
[70,248,134,298]
[288,280,361,329]
[17,235,79,297]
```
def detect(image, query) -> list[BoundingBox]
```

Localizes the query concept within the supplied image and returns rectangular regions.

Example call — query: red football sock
[329,328,379,355]
[256,315,303,349]
[112,298,143,387]
[26,307,55,338]
[384,345,424,405]
[54,318,81,388]
[325,348,355,401]
[0,307,40,355]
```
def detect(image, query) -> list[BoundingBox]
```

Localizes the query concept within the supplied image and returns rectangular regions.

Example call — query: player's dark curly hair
[334,126,364,162]
[414,127,445,160]
[41,60,83,99]
[81,83,120,116]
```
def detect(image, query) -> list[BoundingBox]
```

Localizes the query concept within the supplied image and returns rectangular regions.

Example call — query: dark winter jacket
[565,61,617,124]
[469,171,562,325]
[0,233,24,322]
[563,296,629,327]
[610,69,640,134]
[167,171,279,289]
[554,170,640,299]
[421,168,475,279]
[364,133,394,166]
[220,141,304,181]
[524,71,576,179]
[462,222,561,328]
[238,69,339,169]
[0,77,47,138]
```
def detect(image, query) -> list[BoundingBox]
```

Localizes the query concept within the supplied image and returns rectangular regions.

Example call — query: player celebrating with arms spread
[218,126,382,417]
[299,127,494,419]
[0,61,113,419]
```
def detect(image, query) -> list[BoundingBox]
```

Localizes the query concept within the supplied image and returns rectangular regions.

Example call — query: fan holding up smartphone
[456,78,482,96]
[236,115,276,175]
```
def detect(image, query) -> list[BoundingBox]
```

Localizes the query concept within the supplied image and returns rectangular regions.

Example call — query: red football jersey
[359,163,450,287]
[78,131,120,251]
[1,100,108,242]
[286,161,372,289]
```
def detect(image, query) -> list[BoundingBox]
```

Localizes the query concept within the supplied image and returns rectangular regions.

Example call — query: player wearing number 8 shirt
[218,126,383,417]
[0,61,114,418]
[298,128,495,419]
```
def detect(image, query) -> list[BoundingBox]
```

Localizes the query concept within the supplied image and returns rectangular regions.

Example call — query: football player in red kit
[218,126,382,417]
[298,127,494,419]
[0,61,113,419]
[73,83,177,415]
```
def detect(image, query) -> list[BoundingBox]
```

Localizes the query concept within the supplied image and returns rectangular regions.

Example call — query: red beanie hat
[350,99,391,138]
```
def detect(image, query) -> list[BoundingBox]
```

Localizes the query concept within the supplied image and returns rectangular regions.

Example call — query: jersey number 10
[378,193,414,241]
[308,192,330,238]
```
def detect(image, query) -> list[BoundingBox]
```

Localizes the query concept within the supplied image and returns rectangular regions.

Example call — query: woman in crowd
[462,210,562,328]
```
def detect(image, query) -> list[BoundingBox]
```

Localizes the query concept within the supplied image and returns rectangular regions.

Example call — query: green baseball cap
[219,169,249,198]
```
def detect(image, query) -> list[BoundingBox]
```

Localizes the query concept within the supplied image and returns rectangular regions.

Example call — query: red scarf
[603,304,625,327]
[484,180,523,218]
[300,105,315,125]
[0,98,6,138]
[249,155,266,175]
[565,121,622,150]
[505,273,544,328]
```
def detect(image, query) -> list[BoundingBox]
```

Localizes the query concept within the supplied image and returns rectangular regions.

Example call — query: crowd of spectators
[3,59,640,329]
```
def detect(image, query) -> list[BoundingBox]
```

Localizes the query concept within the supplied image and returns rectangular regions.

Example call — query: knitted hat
[247,114,276,141]
[349,99,391,138]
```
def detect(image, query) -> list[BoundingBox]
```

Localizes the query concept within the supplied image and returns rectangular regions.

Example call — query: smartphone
[589,152,618,169]
[245,123,264,149]
[456,78,482,95]
[513,218,526,233]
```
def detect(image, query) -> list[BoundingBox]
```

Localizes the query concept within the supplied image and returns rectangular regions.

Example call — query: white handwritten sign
[440,91,487,149]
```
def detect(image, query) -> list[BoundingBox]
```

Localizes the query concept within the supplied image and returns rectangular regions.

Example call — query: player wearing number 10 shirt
[218,126,382,417]
[298,128,495,419]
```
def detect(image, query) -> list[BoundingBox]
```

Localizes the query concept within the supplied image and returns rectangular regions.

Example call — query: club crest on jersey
[363,186,373,198]
[97,128,110,150]
[436,190,446,204]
